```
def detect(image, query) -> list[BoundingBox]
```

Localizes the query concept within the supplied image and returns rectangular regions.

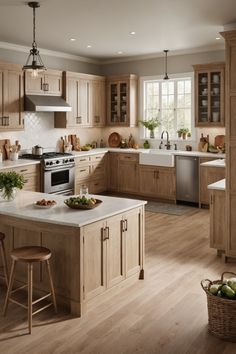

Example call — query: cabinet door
[210,190,226,251]
[139,165,157,197]
[119,161,139,193]
[78,79,90,126]
[108,153,119,191]
[66,77,79,127]
[156,168,176,200]
[107,81,119,124]
[118,80,129,125]
[83,220,106,300]
[106,215,125,288]
[44,73,62,96]
[5,70,24,130]
[200,164,225,205]
[124,209,141,278]
[91,80,106,127]
[24,71,44,95]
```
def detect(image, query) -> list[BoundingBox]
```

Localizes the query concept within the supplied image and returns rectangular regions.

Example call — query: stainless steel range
[20,152,75,195]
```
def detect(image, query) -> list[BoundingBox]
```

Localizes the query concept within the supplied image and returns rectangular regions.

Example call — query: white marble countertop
[0,191,146,228]
[208,178,225,191]
[0,159,40,170]
[201,159,225,168]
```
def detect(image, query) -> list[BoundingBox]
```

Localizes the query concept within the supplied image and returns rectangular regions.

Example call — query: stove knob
[70,158,74,162]
[64,159,68,163]
[56,160,60,164]
[46,161,50,166]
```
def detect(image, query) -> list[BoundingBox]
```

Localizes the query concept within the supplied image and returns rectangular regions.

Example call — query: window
[141,73,194,139]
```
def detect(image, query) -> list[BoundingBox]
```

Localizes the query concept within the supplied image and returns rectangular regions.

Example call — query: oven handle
[44,164,75,172]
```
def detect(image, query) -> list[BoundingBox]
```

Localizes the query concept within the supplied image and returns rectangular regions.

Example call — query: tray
[64,198,102,210]
[108,132,121,148]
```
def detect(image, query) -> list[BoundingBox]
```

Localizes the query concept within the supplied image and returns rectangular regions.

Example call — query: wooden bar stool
[0,232,8,286]
[3,246,57,334]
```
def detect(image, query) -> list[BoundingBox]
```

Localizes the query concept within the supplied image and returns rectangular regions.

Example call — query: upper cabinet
[54,72,106,128]
[24,69,62,96]
[193,63,225,127]
[0,63,24,131]
[106,74,138,127]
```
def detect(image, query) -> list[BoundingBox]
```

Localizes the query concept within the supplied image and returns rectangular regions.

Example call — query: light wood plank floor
[1,208,236,354]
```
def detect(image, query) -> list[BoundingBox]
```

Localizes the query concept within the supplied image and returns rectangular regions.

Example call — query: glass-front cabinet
[107,75,138,127]
[193,63,225,127]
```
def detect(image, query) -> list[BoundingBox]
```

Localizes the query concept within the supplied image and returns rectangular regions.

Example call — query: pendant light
[163,49,170,80]
[23,2,46,77]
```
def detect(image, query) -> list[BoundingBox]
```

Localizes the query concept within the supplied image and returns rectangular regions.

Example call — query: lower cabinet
[118,154,139,194]
[209,189,226,252]
[200,161,225,205]
[82,207,143,301]
[139,165,176,201]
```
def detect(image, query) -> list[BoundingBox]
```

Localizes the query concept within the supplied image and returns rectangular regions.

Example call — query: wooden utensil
[214,135,225,148]
[108,132,121,148]
[0,139,9,160]
[4,139,11,160]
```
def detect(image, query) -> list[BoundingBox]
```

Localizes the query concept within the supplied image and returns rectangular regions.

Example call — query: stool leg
[3,260,16,316]
[46,260,57,313]
[0,239,8,286]
[28,263,33,334]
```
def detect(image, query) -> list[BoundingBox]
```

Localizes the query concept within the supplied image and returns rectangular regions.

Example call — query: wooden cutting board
[214,135,225,148]
[0,139,10,160]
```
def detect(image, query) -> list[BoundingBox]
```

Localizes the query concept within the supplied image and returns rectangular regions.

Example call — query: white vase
[0,187,17,201]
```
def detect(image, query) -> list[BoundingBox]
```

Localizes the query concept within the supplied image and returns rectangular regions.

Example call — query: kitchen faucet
[161,130,171,150]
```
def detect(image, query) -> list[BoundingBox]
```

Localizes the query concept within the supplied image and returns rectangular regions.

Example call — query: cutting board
[0,139,10,160]
[214,135,225,148]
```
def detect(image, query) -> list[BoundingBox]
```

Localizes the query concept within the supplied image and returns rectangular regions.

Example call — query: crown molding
[100,43,225,65]
[0,41,101,65]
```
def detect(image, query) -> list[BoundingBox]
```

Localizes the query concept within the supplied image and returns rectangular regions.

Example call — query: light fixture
[216,37,220,40]
[87,45,92,48]
[129,31,136,35]
[117,51,123,55]
[23,2,46,78]
[163,49,170,80]
[70,38,76,42]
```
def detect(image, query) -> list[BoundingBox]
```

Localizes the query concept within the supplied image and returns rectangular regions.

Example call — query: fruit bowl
[64,196,102,210]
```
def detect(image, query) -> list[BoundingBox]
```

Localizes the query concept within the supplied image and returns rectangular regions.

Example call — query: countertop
[0,191,146,228]
[201,159,225,168]
[0,159,40,170]
[208,178,225,191]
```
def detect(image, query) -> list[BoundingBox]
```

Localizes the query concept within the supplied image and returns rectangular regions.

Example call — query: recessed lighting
[129,31,136,35]
[87,45,92,48]
[216,37,221,40]
[117,51,123,55]
[70,38,76,42]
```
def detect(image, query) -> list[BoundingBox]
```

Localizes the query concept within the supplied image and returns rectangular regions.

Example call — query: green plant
[139,118,160,131]
[187,131,191,138]
[0,171,24,200]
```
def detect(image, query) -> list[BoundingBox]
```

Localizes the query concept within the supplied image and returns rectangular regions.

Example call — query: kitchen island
[0,191,146,316]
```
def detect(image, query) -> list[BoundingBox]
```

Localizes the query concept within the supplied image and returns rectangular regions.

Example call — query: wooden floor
[1,208,236,354]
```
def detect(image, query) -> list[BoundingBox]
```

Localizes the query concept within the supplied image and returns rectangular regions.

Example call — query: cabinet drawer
[119,154,138,162]
[90,179,106,194]
[90,154,106,163]
[76,166,90,181]
[91,163,105,178]
[75,156,90,165]
[4,164,39,176]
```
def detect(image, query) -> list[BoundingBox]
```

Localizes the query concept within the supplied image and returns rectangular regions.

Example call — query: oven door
[43,165,75,194]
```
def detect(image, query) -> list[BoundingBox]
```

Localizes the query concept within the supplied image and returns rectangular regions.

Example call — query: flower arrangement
[139,118,161,138]
[0,171,24,201]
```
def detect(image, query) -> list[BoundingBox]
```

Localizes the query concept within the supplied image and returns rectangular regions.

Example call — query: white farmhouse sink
[139,149,175,167]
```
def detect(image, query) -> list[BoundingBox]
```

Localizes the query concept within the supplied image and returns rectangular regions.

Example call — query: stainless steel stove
[20,152,75,195]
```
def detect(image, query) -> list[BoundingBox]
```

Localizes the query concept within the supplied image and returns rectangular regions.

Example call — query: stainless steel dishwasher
[176,155,199,203]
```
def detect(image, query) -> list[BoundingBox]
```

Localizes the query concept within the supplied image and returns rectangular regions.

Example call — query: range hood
[24,95,72,112]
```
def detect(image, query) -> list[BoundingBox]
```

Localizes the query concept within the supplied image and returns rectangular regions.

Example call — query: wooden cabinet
[193,63,225,127]
[139,165,176,201]
[106,75,138,127]
[199,158,225,206]
[0,63,24,131]
[108,152,119,191]
[25,70,62,96]
[54,72,106,128]
[82,207,143,301]
[74,153,107,194]
[210,189,226,253]
[118,153,139,194]
[2,164,41,192]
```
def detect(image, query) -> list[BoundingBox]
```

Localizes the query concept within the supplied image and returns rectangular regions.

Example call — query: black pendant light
[23,2,46,77]
[163,49,170,80]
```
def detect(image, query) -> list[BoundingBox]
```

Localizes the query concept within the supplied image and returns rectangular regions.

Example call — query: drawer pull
[24,179,29,183]
[80,159,87,162]
[94,183,99,186]
[80,169,87,172]
[20,169,28,173]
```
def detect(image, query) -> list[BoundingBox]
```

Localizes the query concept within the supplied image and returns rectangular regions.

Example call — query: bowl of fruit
[64,196,102,210]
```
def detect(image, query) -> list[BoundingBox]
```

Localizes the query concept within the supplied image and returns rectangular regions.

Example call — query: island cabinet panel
[209,189,226,252]
[106,215,125,288]
[0,224,13,275]
[82,220,106,301]
[118,154,139,194]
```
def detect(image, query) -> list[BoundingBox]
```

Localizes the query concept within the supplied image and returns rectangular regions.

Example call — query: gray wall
[0,47,101,75]
[101,50,225,76]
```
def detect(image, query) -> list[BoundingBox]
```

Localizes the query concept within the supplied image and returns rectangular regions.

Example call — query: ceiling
[0,0,235,62]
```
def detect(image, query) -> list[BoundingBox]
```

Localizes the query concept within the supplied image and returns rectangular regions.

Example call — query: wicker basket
[201,272,236,341]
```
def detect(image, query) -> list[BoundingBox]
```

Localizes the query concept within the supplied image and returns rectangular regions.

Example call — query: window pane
[178,81,184,94]
[161,109,175,137]
[185,80,191,94]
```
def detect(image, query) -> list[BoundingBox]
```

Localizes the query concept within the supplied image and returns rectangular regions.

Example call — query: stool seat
[0,232,5,241]
[11,246,51,263]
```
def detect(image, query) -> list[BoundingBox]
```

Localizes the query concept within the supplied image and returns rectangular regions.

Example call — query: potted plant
[181,128,189,140]
[177,129,183,138]
[0,171,24,201]
[139,118,160,139]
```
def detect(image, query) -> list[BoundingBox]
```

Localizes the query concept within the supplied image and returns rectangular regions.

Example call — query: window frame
[139,72,195,141]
